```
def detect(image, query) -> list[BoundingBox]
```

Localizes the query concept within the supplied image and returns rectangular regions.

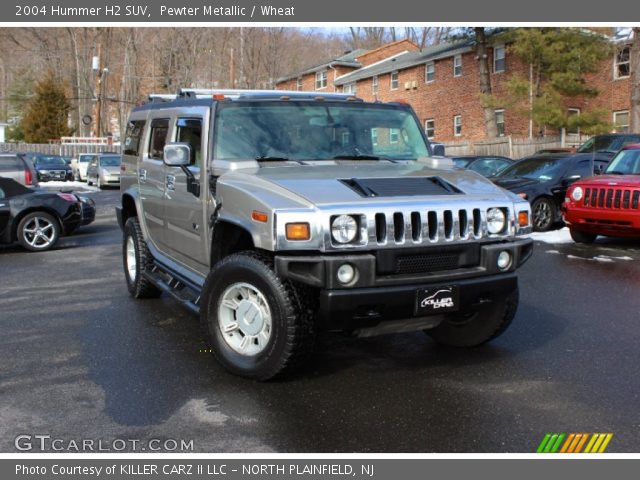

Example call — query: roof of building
[333,40,474,86]
[276,49,368,83]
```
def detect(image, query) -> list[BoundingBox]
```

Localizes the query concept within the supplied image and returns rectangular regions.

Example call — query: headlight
[331,215,358,244]
[571,186,583,202]
[40,170,49,174]
[486,208,506,234]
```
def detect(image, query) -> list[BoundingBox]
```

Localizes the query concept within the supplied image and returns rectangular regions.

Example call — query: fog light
[497,251,512,270]
[337,264,356,284]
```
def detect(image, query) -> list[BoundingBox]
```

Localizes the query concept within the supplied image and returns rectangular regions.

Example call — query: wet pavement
[1,189,639,453]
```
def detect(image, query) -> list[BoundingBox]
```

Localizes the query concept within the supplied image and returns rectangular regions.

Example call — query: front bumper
[275,237,532,330]
[564,206,640,237]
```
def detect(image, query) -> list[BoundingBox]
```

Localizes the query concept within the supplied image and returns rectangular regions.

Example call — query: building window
[372,76,379,95]
[425,62,435,83]
[425,119,435,140]
[296,77,303,91]
[567,108,581,135]
[614,46,630,79]
[344,82,356,94]
[390,71,399,90]
[494,45,506,73]
[390,128,399,144]
[371,128,378,146]
[454,115,462,136]
[315,70,327,90]
[453,55,462,77]
[613,111,630,133]
[495,110,505,137]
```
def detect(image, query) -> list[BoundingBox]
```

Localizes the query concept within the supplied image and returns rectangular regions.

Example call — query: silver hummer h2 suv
[116,89,533,380]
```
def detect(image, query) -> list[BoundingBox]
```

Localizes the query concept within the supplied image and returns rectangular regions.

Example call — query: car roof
[621,143,640,150]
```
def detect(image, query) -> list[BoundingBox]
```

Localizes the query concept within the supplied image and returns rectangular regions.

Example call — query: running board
[143,262,203,315]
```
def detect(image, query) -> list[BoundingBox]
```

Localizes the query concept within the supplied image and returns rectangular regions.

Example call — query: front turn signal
[285,223,310,241]
[518,211,530,227]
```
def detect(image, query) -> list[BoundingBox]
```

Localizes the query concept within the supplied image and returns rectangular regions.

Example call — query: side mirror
[164,143,191,167]
[432,143,445,157]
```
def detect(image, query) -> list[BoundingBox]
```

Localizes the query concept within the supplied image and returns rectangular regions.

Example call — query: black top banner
[6,0,640,22]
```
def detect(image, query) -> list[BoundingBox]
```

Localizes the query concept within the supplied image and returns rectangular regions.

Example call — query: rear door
[163,110,209,270]
[140,117,171,250]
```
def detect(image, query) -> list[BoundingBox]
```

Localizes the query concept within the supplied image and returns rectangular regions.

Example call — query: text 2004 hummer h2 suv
[116,89,533,380]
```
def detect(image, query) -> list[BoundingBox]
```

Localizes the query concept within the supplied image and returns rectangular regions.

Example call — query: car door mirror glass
[164,144,191,167]
[432,144,445,156]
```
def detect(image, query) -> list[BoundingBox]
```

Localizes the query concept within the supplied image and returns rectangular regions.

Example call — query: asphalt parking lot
[1,188,639,453]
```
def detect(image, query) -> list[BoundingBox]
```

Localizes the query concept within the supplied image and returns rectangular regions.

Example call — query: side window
[0,187,5,200]
[123,120,146,156]
[570,160,595,178]
[148,119,170,160]
[175,118,203,167]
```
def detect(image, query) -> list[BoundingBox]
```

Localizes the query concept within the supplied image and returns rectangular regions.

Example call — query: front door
[140,117,170,250]
[163,115,208,270]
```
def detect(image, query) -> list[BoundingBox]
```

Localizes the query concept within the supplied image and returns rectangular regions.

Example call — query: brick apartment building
[276,37,633,143]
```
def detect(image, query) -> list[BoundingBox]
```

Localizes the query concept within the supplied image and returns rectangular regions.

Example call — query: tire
[426,288,519,347]
[123,217,162,299]
[531,197,555,232]
[570,229,597,244]
[17,211,61,252]
[200,251,316,380]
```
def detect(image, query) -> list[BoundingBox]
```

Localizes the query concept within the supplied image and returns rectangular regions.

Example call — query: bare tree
[475,27,498,138]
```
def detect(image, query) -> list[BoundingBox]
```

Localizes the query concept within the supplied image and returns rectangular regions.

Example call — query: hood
[493,176,542,192]
[36,164,71,171]
[567,151,615,162]
[222,161,511,208]
[574,174,640,189]
[101,166,121,174]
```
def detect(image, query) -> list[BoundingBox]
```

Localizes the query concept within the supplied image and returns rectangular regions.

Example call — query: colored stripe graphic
[537,433,613,453]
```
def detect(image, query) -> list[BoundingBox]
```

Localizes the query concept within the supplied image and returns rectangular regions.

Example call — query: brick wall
[276,42,632,143]
[277,65,358,92]
[354,39,419,66]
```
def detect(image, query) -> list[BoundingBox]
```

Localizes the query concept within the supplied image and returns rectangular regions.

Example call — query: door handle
[166,174,176,191]
[139,168,147,182]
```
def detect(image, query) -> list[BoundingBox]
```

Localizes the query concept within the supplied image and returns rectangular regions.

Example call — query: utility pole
[92,44,104,138]
[229,47,235,88]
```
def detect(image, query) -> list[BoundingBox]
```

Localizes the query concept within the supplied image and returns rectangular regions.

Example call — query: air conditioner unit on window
[404,82,411,90]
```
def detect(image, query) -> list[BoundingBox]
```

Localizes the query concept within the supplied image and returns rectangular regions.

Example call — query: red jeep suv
[563,144,640,243]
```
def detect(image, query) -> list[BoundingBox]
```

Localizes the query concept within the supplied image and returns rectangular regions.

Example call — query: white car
[72,153,97,181]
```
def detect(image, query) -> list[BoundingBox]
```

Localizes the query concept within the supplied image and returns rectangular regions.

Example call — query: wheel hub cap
[217,282,272,356]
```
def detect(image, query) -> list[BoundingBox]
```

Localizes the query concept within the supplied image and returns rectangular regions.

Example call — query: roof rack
[146,88,360,103]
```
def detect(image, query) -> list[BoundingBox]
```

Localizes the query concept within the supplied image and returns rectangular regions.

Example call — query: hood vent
[339,176,461,198]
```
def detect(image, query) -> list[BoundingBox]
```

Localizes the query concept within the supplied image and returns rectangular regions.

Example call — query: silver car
[0,153,39,187]
[86,154,122,189]
[72,153,97,181]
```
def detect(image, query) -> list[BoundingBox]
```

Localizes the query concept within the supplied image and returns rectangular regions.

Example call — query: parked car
[493,154,610,231]
[563,144,640,243]
[0,153,39,188]
[33,155,73,182]
[452,155,514,177]
[0,177,95,251]
[71,153,97,181]
[573,133,640,164]
[87,154,122,188]
[61,156,74,166]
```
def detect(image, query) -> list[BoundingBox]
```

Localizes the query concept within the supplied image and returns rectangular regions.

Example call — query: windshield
[213,101,430,161]
[79,155,93,163]
[36,156,65,166]
[577,135,640,154]
[453,158,473,168]
[99,156,121,167]
[498,157,566,181]
[605,149,640,175]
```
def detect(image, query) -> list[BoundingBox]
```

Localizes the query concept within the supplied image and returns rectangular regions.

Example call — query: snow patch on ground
[526,228,573,244]
[40,181,99,192]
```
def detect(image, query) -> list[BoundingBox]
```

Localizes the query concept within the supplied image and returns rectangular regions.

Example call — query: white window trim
[425,62,435,83]
[296,77,303,91]
[390,128,400,144]
[453,55,462,77]
[372,75,379,95]
[493,45,506,74]
[614,46,630,80]
[613,110,630,132]
[344,82,357,94]
[495,109,505,137]
[315,70,327,90]
[425,119,435,139]
[390,70,399,90]
[567,108,581,135]
[454,115,462,136]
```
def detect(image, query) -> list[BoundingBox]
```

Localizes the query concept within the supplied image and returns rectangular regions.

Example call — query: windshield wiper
[255,156,290,161]
[333,154,382,160]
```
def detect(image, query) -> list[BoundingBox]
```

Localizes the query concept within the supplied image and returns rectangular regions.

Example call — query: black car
[492,154,610,231]
[452,155,514,177]
[0,177,95,251]
[32,155,73,182]
[571,134,640,165]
